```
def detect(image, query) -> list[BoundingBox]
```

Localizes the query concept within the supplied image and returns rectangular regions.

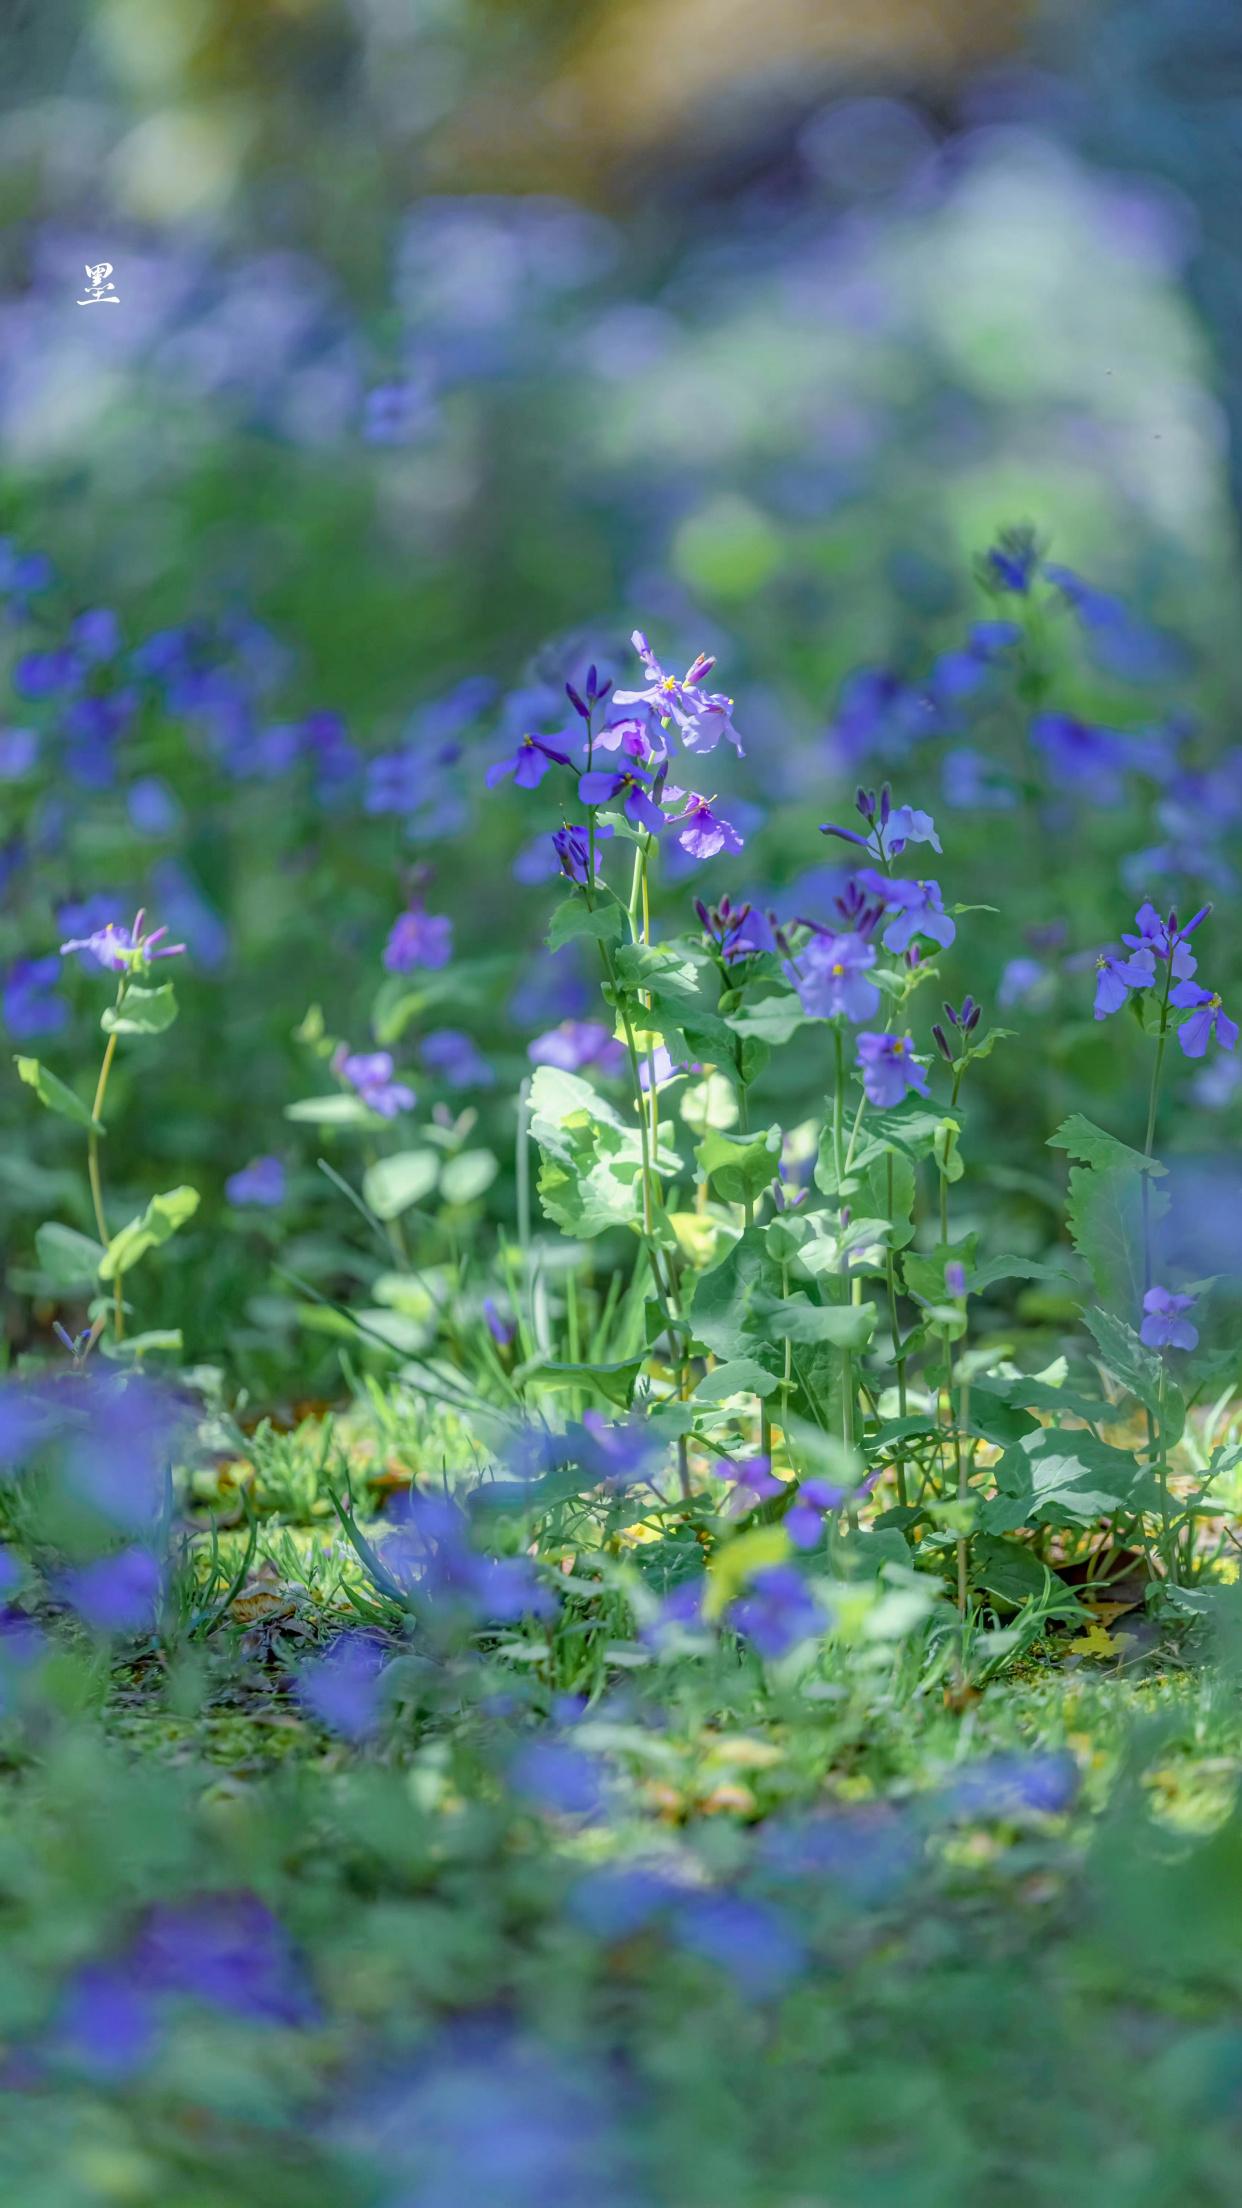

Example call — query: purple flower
[383,907,453,972]
[1122,899,1207,977]
[825,667,937,772]
[3,955,66,1040]
[361,377,436,444]
[944,1752,1078,1819]
[0,537,53,605]
[613,630,743,757]
[1170,984,1239,1059]
[296,1631,392,1740]
[930,621,1022,700]
[550,821,612,884]
[729,1564,824,1659]
[789,931,880,1023]
[871,877,955,955]
[983,532,1040,595]
[588,714,646,756]
[12,647,81,698]
[421,1028,495,1087]
[58,1546,163,1635]
[675,1893,805,1999]
[71,608,122,663]
[1140,1285,1199,1352]
[483,1298,515,1347]
[721,1455,783,1514]
[998,957,1048,1009]
[0,726,37,778]
[133,1895,313,2024]
[57,1965,156,2080]
[669,794,744,859]
[529,1020,625,1075]
[945,1260,967,1297]
[1030,714,1136,804]
[856,1031,930,1108]
[59,907,186,974]
[638,1044,695,1090]
[1093,948,1155,1018]
[510,1739,603,1819]
[225,1156,286,1207]
[577,765,665,834]
[822,789,942,862]
[336,1049,416,1118]
[486,732,573,790]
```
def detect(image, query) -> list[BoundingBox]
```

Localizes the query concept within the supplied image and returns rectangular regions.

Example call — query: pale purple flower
[529,1020,624,1075]
[721,1455,783,1514]
[486,732,573,789]
[613,630,743,756]
[870,877,955,955]
[1140,1285,1199,1352]
[58,1546,162,1634]
[1093,948,1155,1018]
[336,1049,416,1118]
[225,1156,286,1207]
[669,794,744,859]
[383,908,453,971]
[421,1028,494,1087]
[4,955,66,1039]
[856,1031,929,1107]
[790,931,880,1023]
[1170,983,1238,1059]
[296,1631,392,1740]
[577,765,665,834]
[551,821,612,884]
[59,908,186,973]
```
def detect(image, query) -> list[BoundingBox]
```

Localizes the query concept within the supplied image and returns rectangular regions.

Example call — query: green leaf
[695,1357,782,1402]
[1066,1162,1164,1314]
[987,1427,1153,1528]
[285,1095,379,1128]
[757,1295,877,1350]
[970,1535,1081,1615]
[1048,1114,1166,1178]
[15,1057,103,1134]
[867,1099,966,1162]
[862,1150,916,1251]
[968,1252,1077,1295]
[546,897,626,952]
[100,984,178,1036]
[99,1185,200,1281]
[1081,1307,1164,1419]
[689,1226,782,1363]
[439,1149,499,1205]
[723,990,809,1046]
[34,1221,106,1288]
[362,1149,440,1219]
[528,1356,645,1408]
[695,1126,781,1206]
[529,1064,667,1239]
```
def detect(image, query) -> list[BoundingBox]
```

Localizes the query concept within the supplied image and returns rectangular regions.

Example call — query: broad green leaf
[529,1064,673,1239]
[99,1185,200,1281]
[285,1094,379,1128]
[546,897,626,952]
[689,1226,782,1363]
[1082,1307,1164,1419]
[695,1357,781,1402]
[1048,1114,1166,1178]
[723,990,809,1047]
[362,1149,440,1219]
[695,1125,781,1206]
[34,1221,106,1288]
[969,1253,1077,1295]
[988,1427,1154,1528]
[15,1056,103,1134]
[101,984,178,1036]
[527,1356,645,1408]
[439,1149,499,1206]
[757,1295,877,1350]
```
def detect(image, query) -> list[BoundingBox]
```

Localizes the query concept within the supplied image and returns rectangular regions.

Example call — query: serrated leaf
[15,1057,103,1134]
[100,984,178,1036]
[1081,1307,1164,1419]
[1066,1163,1165,1314]
[99,1185,200,1281]
[969,1253,1077,1295]
[1048,1114,1166,1178]
[362,1149,441,1219]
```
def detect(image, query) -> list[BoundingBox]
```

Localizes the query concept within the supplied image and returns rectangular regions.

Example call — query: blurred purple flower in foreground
[335,1049,416,1118]
[226,1155,286,1206]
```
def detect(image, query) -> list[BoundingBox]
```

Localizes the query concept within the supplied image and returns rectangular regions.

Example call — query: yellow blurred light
[111,105,250,221]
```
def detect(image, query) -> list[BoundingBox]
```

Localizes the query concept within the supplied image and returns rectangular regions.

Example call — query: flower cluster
[1094,900,1236,1058]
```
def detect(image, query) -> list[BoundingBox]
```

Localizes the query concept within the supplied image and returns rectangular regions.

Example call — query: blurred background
[4,0,1242,1384]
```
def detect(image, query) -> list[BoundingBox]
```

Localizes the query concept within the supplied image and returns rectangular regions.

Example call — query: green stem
[885,1154,909,1509]
[89,986,125,1341]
